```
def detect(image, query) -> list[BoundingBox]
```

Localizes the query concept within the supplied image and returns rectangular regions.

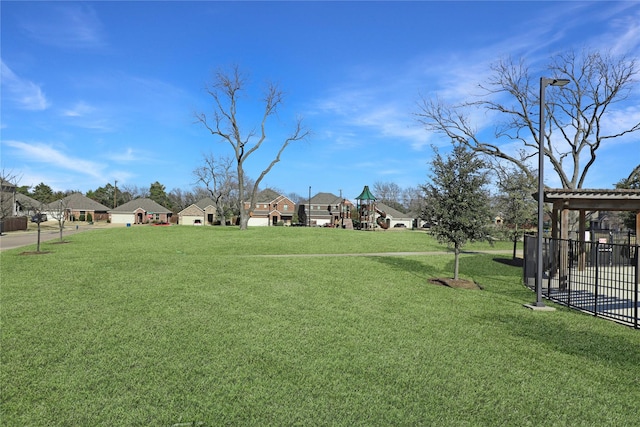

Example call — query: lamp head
[550,78,570,87]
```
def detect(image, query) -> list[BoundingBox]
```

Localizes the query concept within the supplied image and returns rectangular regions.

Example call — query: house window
[284,204,289,211]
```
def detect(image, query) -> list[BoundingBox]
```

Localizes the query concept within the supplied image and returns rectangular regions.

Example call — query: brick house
[178,197,218,225]
[299,192,354,227]
[109,198,172,225]
[244,189,295,226]
[45,192,111,222]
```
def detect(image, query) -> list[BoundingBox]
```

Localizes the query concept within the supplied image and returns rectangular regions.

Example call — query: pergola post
[550,204,559,279]
[559,202,570,289]
[578,210,586,271]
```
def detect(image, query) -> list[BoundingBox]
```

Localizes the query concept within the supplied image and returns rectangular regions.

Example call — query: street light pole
[308,186,311,227]
[536,77,570,307]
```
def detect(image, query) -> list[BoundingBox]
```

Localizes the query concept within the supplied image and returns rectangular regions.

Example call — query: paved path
[253,249,518,258]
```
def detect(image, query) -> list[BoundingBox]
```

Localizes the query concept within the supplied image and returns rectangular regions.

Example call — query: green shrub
[79,214,85,221]
[87,213,93,222]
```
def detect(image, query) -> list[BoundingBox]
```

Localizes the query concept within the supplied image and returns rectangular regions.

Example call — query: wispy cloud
[61,101,95,117]
[58,101,116,131]
[3,140,105,180]
[106,147,152,163]
[19,4,106,50]
[0,60,50,111]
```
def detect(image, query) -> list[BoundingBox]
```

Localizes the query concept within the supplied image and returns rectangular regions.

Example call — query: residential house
[44,192,111,222]
[300,192,354,227]
[0,180,36,231]
[244,189,295,226]
[178,197,218,225]
[376,202,413,228]
[109,198,172,225]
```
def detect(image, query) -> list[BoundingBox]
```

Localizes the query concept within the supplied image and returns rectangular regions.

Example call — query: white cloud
[3,140,105,180]
[0,60,50,111]
[61,101,95,117]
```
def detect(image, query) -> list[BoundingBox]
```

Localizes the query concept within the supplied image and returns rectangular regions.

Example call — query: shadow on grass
[478,311,640,368]
[493,257,523,267]
[371,256,439,281]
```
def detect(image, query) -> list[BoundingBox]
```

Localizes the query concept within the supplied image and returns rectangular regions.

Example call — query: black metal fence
[523,234,639,328]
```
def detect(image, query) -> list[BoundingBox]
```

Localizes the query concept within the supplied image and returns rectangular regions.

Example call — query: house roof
[543,188,640,211]
[14,193,40,208]
[308,192,342,205]
[48,192,111,211]
[0,180,17,192]
[255,188,281,203]
[195,197,217,209]
[110,198,172,213]
[376,202,411,219]
[177,198,216,215]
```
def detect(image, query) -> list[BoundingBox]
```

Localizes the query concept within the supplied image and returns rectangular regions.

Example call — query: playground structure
[355,185,389,230]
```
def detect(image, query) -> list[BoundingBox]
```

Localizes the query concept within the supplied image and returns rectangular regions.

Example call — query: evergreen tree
[32,183,54,203]
[149,181,172,210]
[422,144,492,279]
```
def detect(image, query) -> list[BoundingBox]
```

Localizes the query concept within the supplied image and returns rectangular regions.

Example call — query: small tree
[495,163,537,259]
[49,197,70,242]
[297,204,307,227]
[422,144,492,279]
[193,154,236,226]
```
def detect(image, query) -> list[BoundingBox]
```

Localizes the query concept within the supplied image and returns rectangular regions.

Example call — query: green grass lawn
[1,226,638,426]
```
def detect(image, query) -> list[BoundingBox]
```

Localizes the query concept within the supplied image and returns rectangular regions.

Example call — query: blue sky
[2,1,639,201]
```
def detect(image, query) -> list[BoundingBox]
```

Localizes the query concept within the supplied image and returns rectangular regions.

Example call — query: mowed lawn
[1,226,638,426]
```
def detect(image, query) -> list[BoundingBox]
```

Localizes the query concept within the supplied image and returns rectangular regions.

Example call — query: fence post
[635,243,639,329]
[567,239,573,307]
[594,241,600,318]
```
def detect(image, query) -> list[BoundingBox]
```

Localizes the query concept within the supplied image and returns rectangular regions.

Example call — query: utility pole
[114,180,117,208]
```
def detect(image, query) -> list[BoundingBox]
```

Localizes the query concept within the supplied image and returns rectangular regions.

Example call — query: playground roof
[356,185,376,201]
[543,188,640,211]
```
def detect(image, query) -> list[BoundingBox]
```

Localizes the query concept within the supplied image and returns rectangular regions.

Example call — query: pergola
[544,188,640,239]
[543,188,640,282]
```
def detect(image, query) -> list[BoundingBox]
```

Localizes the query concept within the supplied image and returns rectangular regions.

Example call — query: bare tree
[193,154,236,226]
[416,50,640,190]
[494,163,537,259]
[49,196,70,243]
[168,188,198,213]
[195,66,310,230]
[373,181,406,212]
[119,184,148,202]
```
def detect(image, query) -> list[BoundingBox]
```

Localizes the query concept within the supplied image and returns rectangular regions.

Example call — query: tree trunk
[36,223,41,252]
[239,208,249,230]
[453,244,460,279]
[217,206,226,226]
[512,237,518,260]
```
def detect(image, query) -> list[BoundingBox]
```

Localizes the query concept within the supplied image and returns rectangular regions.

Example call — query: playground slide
[375,208,390,229]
